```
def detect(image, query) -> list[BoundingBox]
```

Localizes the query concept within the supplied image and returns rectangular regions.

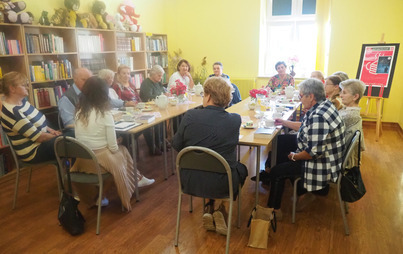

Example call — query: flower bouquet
[170,79,187,96]
[249,88,268,99]
[170,79,187,102]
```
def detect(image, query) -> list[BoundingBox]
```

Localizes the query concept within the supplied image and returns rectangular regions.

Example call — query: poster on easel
[356,43,399,98]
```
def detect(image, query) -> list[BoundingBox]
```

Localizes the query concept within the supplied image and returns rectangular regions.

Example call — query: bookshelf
[0,23,168,109]
[146,33,168,84]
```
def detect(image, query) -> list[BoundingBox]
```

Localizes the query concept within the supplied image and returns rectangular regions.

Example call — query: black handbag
[340,132,366,202]
[57,137,85,235]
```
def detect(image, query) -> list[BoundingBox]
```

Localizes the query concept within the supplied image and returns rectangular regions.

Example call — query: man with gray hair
[208,61,241,105]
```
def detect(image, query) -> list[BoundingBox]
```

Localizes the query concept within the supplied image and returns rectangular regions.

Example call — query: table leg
[255,146,261,207]
[163,121,168,180]
[131,133,139,201]
[171,118,175,175]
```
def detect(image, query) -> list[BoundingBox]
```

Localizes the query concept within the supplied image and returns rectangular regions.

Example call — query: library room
[0,0,402,253]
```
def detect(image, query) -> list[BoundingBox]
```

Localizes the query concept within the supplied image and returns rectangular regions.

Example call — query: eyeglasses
[298,93,304,99]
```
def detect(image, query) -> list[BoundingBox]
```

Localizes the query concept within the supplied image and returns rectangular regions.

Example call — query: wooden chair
[291,130,361,235]
[4,135,60,210]
[174,146,241,254]
[54,136,111,235]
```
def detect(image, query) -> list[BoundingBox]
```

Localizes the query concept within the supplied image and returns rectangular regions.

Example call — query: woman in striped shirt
[0,72,61,163]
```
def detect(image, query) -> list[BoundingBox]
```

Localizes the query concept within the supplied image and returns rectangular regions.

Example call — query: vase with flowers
[170,79,187,102]
[248,88,268,110]
[288,55,299,77]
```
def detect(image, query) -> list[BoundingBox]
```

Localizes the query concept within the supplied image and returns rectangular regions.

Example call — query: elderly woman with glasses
[0,72,62,163]
[266,78,345,219]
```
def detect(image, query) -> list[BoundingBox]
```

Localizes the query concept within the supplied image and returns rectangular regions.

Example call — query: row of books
[0,66,2,78]
[146,36,167,51]
[117,56,135,71]
[33,85,68,108]
[29,59,72,82]
[147,53,168,69]
[0,32,22,55]
[80,58,106,74]
[25,33,64,54]
[116,36,141,52]
[77,34,104,53]
[131,73,144,89]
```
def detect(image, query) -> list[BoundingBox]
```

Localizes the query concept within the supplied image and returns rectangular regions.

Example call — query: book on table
[253,127,275,139]
[136,115,156,124]
[115,122,141,131]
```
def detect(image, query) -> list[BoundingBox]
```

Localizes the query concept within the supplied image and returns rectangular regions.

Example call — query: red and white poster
[356,43,399,98]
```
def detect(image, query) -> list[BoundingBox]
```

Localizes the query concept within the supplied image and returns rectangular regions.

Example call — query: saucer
[242,124,257,129]
[141,107,153,112]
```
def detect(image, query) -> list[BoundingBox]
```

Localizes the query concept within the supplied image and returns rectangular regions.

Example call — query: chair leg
[96,182,103,235]
[189,196,193,212]
[337,188,350,235]
[12,166,21,210]
[292,178,301,223]
[54,166,63,201]
[26,167,33,193]
[237,183,241,229]
[225,199,233,254]
[175,193,183,247]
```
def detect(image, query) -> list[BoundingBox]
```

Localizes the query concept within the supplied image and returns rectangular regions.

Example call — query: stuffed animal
[92,0,107,29]
[118,1,141,32]
[50,8,69,27]
[38,10,50,26]
[1,0,31,24]
[64,0,87,27]
[0,3,5,23]
[114,13,126,31]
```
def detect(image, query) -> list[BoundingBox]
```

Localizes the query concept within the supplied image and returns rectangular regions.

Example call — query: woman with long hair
[74,76,154,211]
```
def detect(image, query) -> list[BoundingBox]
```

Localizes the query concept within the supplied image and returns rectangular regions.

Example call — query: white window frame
[259,0,318,78]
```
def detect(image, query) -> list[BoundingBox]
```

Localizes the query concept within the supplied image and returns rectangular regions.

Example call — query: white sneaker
[138,176,155,187]
[96,197,109,207]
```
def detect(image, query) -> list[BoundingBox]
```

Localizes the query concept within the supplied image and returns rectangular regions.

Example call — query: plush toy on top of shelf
[39,10,50,26]
[64,0,88,27]
[92,0,113,30]
[1,0,32,24]
[118,0,141,32]
[50,8,69,27]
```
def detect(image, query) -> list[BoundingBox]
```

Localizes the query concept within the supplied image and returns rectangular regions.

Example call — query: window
[259,0,317,78]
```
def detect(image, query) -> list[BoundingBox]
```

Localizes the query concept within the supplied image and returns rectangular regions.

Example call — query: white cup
[273,112,282,119]
[264,119,275,128]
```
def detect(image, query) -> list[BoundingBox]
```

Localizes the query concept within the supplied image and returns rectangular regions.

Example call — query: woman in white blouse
[74,76,154,211]
[168,59,194,90]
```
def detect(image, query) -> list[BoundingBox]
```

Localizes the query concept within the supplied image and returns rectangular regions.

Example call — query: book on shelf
[117,56,134,71]
[25,33,64,54]
[29,59,72,82]
[253,127,275,139]
[147,53,168,68]
[0,32,23,55]
[146,36,167,51]
[80,58,106,74]
[33,85,65,108]
[77,34,104,53]
[131,73,144,89]
[136,115,155,124]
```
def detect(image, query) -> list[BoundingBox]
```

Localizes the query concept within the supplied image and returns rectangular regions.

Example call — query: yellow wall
[25,0,403,127]
[328,0,403,126]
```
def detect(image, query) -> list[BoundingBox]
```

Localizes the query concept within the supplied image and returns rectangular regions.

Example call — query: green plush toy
[92,0,107,29]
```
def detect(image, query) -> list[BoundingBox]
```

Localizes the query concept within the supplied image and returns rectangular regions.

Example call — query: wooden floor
[0,124,402,254]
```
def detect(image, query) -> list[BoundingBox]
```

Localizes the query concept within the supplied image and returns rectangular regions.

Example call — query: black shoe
[251,170,270,182]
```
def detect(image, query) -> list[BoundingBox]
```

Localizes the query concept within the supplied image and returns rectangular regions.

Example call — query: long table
[118,94,204,201]
[226,97,300,205]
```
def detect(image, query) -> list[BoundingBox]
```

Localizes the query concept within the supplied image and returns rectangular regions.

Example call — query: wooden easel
[360,34,386,142]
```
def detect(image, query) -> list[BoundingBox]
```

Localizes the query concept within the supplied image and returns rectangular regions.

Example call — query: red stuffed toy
[118,0,141,32]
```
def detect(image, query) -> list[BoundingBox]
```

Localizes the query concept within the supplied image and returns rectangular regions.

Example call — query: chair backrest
[54,136,96,161]
[3,134,21,168]
[342,130,361,170]
[57,111,64,131]
[176,146,233,199]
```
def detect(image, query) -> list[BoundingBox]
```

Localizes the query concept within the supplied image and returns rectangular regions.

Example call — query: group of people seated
[0,58,365,234]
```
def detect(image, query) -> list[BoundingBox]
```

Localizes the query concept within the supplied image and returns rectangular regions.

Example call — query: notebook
[115,122,142,131]
[254,127,275,139]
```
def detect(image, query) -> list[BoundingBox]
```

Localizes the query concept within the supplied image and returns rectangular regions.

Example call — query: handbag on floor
[57,136,85,236]
[247,205,277,249]
[340,132,366,202]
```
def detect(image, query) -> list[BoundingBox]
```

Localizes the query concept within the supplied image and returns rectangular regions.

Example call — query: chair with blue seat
[174,146,242,254]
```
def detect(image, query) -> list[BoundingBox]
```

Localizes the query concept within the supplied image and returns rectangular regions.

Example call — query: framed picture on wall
[356,43,400,98]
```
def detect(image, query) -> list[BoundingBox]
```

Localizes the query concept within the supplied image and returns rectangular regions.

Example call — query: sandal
[203,200,215,231]
[213,203,228,235]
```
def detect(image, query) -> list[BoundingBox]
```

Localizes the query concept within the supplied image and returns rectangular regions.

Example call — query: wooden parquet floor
[0,124,402,254]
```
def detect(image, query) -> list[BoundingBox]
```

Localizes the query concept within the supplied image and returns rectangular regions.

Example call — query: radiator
[231,78,256,100]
